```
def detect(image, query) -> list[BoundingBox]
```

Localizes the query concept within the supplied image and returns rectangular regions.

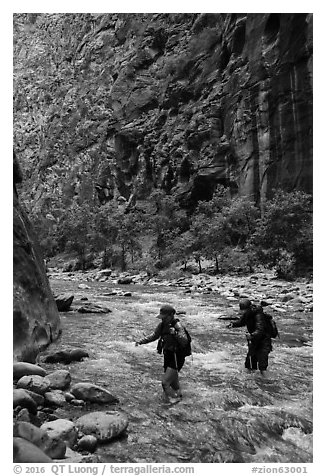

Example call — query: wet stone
[47,370,71,390]
[16,375,51,395]
[15,408,31,423]
[77,435,98,453]
[44,390,67,407]
[70,382,119,404]
[41,419,78,448]
[75,411,128,442]
[13,389,38,414]
[13,362,47,381]
[14,421,66,459]
[14,437,52,463]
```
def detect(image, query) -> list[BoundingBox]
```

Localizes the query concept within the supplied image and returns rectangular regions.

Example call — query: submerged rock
[77,303,112,314]
[43,349,89,364]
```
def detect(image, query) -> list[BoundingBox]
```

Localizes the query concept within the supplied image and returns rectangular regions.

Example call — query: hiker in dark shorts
[135,304,189,403]
[228,299,273,377]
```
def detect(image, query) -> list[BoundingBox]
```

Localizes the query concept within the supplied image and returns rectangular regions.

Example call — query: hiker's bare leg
[162,367,178,398]
[171,373,182,397]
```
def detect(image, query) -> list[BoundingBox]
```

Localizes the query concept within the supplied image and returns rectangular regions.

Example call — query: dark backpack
[263,313,279,339]
[177,327,192,357]
[157,323,192,357]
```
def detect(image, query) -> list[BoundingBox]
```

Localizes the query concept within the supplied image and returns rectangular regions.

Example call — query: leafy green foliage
[147,190,189,265]
[28,183,312,278]
[251,190,312,277]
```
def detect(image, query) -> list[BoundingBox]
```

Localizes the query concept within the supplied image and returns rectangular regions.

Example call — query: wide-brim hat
[156,304,176,318]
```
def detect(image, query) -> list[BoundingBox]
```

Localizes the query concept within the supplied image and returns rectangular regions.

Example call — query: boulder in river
[43,348,89,364]
[13,362,47,380]
[96,269,112,278]
[55,294,74,312]
[70,382,119,404]
[14,437,52,463]
[75,411,128,442]
[41,419,78,448]
[117,277,133,285]
[77,303,112,314]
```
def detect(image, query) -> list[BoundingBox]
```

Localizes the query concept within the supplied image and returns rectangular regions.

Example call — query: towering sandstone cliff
[13,13,312,212]
[13,153,61,363]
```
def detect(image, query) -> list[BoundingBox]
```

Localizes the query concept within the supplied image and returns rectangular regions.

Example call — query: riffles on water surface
[44,277,313,463]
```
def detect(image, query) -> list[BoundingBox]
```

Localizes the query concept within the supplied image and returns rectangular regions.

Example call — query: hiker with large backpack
[227,299,279,377]
[135,304,191,403]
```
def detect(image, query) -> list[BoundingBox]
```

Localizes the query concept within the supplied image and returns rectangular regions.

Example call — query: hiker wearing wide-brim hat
[135,304,190,403]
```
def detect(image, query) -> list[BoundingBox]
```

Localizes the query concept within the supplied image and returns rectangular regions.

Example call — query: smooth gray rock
[13,437,52,463]
[46,370,71,390]
[41,419,78,448]
[14,421,66,459]
[24,390,45,407]
[44,390,67,407]
[13,389,37,414]
[13,362,47,380]
[77,435,98,453]
[17,375,51,395]
[70,382,119,404]
[77,304,111,314]
[75,411,128,442]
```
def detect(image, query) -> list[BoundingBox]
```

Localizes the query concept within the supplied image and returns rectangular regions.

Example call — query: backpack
[157,323,192,357]
[263,313,279,339]
[177,327,192,357]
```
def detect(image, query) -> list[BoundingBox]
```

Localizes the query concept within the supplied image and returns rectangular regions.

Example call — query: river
[44,276,313,463]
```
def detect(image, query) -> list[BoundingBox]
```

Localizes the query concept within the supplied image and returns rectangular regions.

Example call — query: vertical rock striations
[13,152,61,363]
[13,13,312,212]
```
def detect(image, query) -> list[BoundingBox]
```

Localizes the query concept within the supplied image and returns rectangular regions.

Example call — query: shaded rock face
[13,13,312,213]
[13,154,61,363]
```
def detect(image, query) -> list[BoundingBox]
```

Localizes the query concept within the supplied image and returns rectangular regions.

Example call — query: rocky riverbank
[48,267,313,316]
[13,362,128,463]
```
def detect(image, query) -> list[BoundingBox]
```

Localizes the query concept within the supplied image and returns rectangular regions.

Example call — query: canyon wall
[13,13,312,212]
[13,154,61,362]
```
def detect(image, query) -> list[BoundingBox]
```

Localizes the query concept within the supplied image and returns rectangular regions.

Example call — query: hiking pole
[247,335,253,370]
[174,351,178,373]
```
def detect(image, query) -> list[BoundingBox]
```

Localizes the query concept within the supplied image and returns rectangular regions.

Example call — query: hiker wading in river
[228,299,276,377]
[135,304,189,403]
